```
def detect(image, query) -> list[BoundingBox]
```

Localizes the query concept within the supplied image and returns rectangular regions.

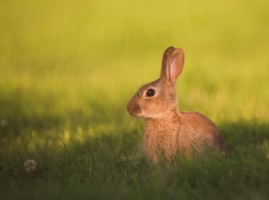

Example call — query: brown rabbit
[127,47,226,163]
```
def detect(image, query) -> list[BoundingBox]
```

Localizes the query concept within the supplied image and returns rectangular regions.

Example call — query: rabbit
[127,47,227,163]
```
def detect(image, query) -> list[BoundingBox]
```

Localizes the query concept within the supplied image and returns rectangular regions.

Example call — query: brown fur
[127,47,226,163]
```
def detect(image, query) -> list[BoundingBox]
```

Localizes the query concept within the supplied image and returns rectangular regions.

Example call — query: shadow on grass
[0,117,269,200]
[0,90,65,133]
[219,121,269,156]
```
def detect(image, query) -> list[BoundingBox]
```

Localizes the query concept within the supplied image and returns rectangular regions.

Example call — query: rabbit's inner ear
[166,49,184,85]
[160,47,175,80]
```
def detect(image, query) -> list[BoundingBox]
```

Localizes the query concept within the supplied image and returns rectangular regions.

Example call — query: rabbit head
[127,47,184,119]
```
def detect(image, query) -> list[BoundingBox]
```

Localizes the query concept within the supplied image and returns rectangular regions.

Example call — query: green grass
[1,0,269,199]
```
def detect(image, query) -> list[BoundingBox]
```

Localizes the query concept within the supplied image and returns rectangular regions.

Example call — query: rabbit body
[127,47,226,163]
[145,109,226,163]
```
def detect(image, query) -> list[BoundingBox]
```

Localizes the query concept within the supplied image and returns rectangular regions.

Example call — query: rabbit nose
[127,103,141,116]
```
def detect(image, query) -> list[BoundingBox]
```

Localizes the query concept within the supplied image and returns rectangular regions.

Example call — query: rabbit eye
[146,88,155,97]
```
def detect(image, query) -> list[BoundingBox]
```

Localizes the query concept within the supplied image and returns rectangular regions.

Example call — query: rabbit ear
[160,46,175,79]
[160,47,185,86]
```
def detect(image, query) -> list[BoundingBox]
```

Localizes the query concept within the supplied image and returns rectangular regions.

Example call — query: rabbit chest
[144,113,189,162]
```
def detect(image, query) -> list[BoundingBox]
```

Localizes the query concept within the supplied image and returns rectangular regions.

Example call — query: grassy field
[1,0,269,199]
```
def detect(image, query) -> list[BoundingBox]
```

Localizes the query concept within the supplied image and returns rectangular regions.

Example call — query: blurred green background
[1,0,269,199]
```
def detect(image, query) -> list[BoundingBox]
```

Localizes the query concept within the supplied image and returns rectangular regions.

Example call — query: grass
[1,0,269,199]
